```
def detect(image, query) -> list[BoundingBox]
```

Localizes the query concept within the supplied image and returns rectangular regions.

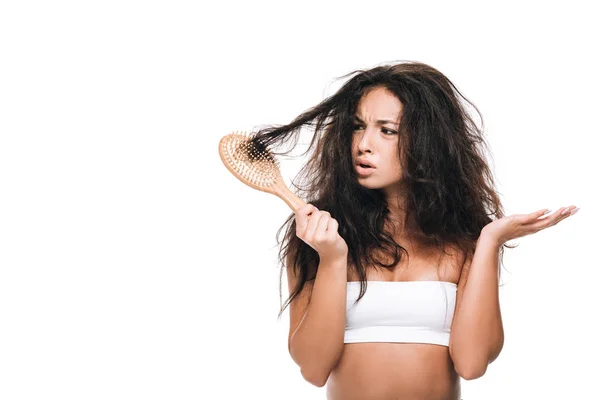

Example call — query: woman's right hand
[295,204,348,263]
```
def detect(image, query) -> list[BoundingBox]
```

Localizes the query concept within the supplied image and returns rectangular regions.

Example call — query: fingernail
[571,208,580,215]
[561,208,571,215]
[543,209,551,215]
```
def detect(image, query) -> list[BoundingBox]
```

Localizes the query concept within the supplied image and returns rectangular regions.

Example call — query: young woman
[251,61,578,400]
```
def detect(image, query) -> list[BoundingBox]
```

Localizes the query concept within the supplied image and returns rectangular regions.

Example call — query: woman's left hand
[482,205,579,246]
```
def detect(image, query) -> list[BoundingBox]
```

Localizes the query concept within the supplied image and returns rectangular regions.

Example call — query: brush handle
[272,178,307,212]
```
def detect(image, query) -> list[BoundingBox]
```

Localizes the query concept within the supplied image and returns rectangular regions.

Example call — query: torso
[326,240,466,400]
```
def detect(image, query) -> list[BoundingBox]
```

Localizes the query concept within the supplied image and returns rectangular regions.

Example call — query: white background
[1,1,598,399]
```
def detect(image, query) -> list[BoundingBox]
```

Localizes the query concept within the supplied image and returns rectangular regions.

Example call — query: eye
[381,128,398,135]
[353,124,364,131]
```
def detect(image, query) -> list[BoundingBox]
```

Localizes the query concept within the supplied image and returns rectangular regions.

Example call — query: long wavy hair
[249,61,512,319]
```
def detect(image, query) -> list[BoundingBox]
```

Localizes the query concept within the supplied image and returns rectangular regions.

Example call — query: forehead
[356,87,403,121]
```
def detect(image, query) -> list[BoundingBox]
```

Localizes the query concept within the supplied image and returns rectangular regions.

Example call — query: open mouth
[355,164,375,176]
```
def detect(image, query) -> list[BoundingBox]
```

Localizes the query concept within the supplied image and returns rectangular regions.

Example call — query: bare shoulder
[442,242,472,268]
[437,242,473,285]
[444,242,474,292]
[285,251,314,351]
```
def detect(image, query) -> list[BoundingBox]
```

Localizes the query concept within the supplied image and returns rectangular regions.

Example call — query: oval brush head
[218,132,306,211]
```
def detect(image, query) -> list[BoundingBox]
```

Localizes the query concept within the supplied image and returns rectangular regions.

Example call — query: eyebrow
[354,115,399,126]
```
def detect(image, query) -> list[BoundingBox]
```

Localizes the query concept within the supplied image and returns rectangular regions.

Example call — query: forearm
[449,232,504,378]
[290,257,347,385]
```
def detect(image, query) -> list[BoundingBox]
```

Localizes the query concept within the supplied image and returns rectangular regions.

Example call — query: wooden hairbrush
[218,132,306,211]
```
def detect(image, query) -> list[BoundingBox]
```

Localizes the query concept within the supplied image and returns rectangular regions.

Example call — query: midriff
[326,241,466,399]
[326,342,460,400]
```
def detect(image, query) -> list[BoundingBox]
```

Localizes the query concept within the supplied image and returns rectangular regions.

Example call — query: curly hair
[249,61,511,319]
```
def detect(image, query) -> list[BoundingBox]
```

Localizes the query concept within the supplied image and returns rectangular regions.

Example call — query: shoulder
[439,242,473,286]
[443,242,474,292]
[443,242,473,267]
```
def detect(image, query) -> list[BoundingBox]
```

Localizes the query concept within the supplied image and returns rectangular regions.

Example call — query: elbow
[455,362,487,380]
[451,350,492,380]
[289,345,330,387]
[301,367,330,387]
[289,337,341,388]
[290,345,332,387]
[450,350,489,381]
[450,333,504,381]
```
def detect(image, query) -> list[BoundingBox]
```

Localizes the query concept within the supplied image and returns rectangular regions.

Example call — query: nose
[356,126,376,154]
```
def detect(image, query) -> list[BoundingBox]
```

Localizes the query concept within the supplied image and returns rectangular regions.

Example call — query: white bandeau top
[344,281,457,346]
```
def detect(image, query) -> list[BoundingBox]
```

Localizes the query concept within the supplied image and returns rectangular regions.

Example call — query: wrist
[319,254,348,268]
[479,228,503,248]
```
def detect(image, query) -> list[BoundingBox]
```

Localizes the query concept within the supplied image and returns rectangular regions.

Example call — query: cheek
[350,136,358,152]
[387,149,401,168]
[394,156,403,170]
[389,154,403,178]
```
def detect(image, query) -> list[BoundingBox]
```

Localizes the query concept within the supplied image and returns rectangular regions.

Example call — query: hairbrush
[218,132,306,211]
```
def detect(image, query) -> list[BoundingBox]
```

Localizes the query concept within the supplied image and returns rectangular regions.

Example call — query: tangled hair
[249,61,513,319]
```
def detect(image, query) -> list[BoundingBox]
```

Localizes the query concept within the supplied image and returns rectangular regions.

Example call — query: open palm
[482,205,579,246]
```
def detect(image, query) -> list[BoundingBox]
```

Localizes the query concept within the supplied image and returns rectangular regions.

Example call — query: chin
[356,179,383,190]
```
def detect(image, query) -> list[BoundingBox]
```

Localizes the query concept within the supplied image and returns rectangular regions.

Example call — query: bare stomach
[326,343,461,400]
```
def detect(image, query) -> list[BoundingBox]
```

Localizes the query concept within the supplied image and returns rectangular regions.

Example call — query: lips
[355,165,375,177]
[354,158,376,177]
[355,158,375,168]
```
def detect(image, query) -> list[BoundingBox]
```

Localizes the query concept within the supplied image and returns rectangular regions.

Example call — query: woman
[251,61,577,400]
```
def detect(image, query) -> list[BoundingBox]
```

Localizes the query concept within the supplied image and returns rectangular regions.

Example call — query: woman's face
[351,86,404,196]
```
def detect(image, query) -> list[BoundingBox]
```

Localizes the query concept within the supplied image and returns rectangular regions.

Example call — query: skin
[352,87,409,234]
[292,86,579,399]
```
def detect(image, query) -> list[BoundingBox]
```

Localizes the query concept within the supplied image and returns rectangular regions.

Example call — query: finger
[559,205,577,216]
[294,203,314,219]
[524,208,552,222]
[314,211,330,234]
[315,213,331,241]
[554,206,578,224]
[327,218,339,239]
[570,207,580,216]
[531,207,572,230]
[537,208,552,217]
[552,206,576,222]
[305,210,323,235]
[295,204,318,231]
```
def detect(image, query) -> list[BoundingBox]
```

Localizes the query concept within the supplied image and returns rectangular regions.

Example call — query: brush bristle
[220,132,279,188]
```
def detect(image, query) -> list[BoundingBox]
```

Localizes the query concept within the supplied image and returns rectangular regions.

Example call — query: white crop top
[344,281,457,346]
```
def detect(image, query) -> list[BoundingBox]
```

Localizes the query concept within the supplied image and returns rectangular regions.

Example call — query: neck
[386,196,407,222]
[383,193,410,237]
[383,191,428,245]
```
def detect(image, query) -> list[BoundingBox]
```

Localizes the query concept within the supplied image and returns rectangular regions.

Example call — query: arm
[448,231,504,380]
[449,206,578,379]
[287,255,347,387]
